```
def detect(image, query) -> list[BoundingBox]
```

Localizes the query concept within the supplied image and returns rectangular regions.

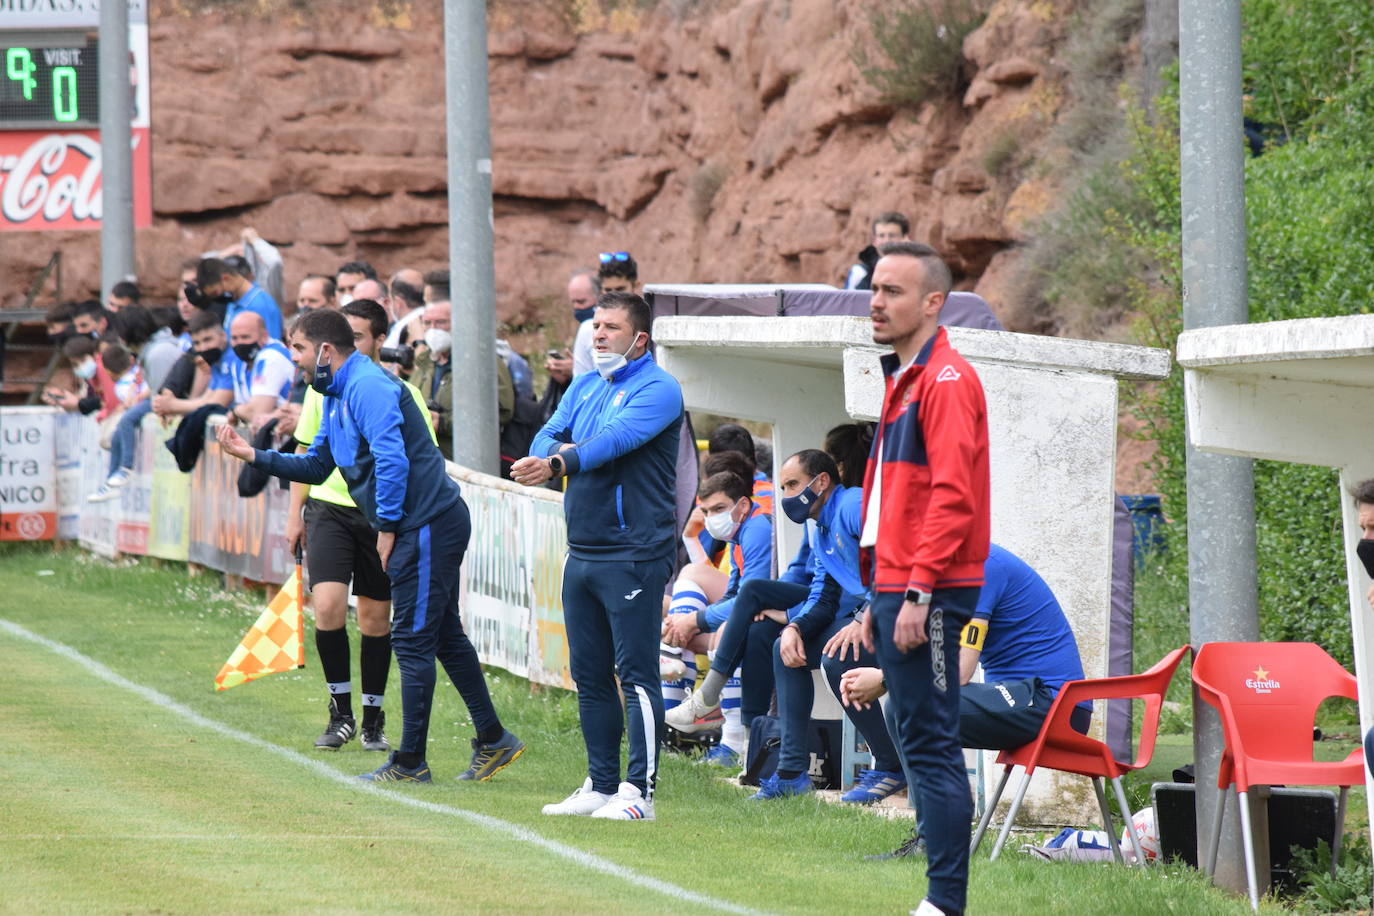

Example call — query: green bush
[1118,3,1374,670]
[852,0,987,108]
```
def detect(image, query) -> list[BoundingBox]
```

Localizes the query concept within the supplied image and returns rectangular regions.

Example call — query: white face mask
[424,327,452,356]
[703,503,741,542]
[73,359,97,380]
[594,332,643,380]
[338,292,353,307]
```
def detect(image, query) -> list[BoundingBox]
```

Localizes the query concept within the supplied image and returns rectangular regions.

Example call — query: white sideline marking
[0,618,771,916]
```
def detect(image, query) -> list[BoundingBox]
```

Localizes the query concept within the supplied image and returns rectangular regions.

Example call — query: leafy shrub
[852,0,987,108]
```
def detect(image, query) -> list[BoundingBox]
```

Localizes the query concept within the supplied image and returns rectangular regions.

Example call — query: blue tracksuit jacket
[786,484,867,639]
[253,350,459,532]
[531,350,682,561]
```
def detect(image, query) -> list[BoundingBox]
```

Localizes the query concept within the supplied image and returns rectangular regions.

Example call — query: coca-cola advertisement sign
[0,127,151,231]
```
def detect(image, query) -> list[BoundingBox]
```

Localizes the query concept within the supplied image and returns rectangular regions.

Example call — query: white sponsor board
[0,406,56,540]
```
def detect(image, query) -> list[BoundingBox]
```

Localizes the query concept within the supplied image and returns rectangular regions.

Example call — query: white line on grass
[0,618,772,916]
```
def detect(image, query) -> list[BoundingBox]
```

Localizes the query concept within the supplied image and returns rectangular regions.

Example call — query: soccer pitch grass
[0,543,1269,914]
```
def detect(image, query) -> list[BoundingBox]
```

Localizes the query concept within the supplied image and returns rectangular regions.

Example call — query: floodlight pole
[442,0,499,474]
[1178,0,1267,897]
[99,0,135,302]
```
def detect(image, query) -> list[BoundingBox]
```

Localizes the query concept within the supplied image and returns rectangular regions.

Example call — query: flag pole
[294,541,305,669]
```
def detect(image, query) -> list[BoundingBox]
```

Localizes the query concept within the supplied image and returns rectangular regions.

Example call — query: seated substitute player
[660,469,774,766]
[285,299,439,754]
[217,308,524,783]
[841,543,1089,856]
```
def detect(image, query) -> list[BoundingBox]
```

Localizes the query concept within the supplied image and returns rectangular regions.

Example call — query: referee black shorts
[302,498,391,601]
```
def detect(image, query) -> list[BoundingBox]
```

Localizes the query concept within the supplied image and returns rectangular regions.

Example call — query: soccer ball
[1121,806,1160,863]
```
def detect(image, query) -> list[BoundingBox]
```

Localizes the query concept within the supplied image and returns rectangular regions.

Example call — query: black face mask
[48,329,73,347]
[232,343,260,365]
[196,347,223,367]
[1358,539,1374,579]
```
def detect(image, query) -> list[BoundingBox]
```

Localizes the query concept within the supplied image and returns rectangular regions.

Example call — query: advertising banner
[54,409,82,538]
[0,406,56,541]
[145,414,190,562]
[187,429,291,584]
[0,127,152,230]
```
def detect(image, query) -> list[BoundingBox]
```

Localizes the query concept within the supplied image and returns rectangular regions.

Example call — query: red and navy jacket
[861,326,990,594]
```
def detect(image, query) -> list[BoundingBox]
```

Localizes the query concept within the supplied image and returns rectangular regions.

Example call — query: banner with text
[0,406,56,540]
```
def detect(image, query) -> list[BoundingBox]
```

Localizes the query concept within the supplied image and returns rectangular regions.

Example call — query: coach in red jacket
[859,242,990,916]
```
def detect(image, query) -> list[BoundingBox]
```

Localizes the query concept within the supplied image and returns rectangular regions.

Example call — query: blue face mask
[311,345,334,394]
[573,306,595,324]
[781,475,820,524]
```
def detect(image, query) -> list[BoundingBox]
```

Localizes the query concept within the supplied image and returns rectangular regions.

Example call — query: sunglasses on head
[599,251,631,264]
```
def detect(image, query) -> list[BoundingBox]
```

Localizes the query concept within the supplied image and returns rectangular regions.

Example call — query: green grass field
[0,542,1287,914]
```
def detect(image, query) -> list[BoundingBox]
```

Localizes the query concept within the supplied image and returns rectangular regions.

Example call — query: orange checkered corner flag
[215,546,306,691]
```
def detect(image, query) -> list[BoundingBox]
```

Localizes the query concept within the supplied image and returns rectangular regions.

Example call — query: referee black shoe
[314,698,357,750]
[865,829,925,860]
[360,711,389,752]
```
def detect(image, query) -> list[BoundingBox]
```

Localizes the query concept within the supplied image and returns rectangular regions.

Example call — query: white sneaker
[659,645,688,681]
[106,469,131,488]
[663,689,721,734]
[911,901,947,916]
[87,485,118,504]
[590,782,655,821]
[541,778,612,816]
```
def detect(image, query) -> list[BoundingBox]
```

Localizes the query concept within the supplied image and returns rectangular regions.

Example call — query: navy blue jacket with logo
[531,351,683,561]
[252,350,459,533]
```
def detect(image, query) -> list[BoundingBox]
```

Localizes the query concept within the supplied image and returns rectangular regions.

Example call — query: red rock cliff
[2,0,1070,331]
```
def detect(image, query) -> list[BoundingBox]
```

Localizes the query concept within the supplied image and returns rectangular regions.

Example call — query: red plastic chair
[1192,641,1366,912]
[970,645,1191,865]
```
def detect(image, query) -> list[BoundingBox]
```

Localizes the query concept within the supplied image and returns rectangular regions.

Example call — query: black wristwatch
[547,454,565,478]
[905,588,933,606]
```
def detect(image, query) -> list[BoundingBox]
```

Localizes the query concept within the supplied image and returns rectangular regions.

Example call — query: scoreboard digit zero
[0,32,100,129]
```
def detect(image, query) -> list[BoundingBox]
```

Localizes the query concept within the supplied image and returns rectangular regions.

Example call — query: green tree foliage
[853,0,987,108]
[1062,2,1374,666]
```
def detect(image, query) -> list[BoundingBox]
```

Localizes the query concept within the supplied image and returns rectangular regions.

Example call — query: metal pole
[99,0,135,302]
[442,0,499,474]
[1178,0,1266,896]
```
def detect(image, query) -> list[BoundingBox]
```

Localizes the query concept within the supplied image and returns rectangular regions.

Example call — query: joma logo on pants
[930,608,946,693]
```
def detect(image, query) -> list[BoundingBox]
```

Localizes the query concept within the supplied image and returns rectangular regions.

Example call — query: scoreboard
[1,33,101,129]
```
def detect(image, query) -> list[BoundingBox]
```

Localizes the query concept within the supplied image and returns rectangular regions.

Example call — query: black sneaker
[457,730,525,781]
[865,830,925,860]
[360,710,389,752]
[314,697,357,750]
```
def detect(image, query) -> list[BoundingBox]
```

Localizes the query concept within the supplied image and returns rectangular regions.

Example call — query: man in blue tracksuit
[511,291,682,821]
[217,309,523,783]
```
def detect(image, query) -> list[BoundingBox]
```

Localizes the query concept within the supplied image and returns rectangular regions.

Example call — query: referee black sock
[359,633,391,726]
[315,626,352,718]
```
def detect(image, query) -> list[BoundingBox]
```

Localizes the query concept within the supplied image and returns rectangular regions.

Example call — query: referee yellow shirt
[294,377,438,508]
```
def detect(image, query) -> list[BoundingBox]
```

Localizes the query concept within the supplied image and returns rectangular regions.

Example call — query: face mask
[73,359,97,380]
[424,328,452,356]
[1358,539,1374,579]
[48,329,72,347]
[573,306,595,324]
[196,347,223,367]
[781,476,821,524]
[232,343,260,364]
[704,505,741,542]
[312,345,334,394]
[86,330,101,340]
[594,332,643,380]
[339,293,353,307]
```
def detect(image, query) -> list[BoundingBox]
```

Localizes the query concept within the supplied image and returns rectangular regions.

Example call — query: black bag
[741,715,842,790]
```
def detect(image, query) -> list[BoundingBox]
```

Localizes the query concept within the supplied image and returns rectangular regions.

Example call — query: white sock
[720,668,745,751]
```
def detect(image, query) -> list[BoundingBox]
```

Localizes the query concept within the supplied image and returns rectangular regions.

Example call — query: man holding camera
[284,299,436,753]
[410,298,514,460]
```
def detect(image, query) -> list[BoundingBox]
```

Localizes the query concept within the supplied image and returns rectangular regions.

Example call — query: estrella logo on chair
[1244,665,1280,694]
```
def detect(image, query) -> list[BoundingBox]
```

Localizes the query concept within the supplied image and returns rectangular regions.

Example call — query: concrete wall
[658,315,1170,824]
